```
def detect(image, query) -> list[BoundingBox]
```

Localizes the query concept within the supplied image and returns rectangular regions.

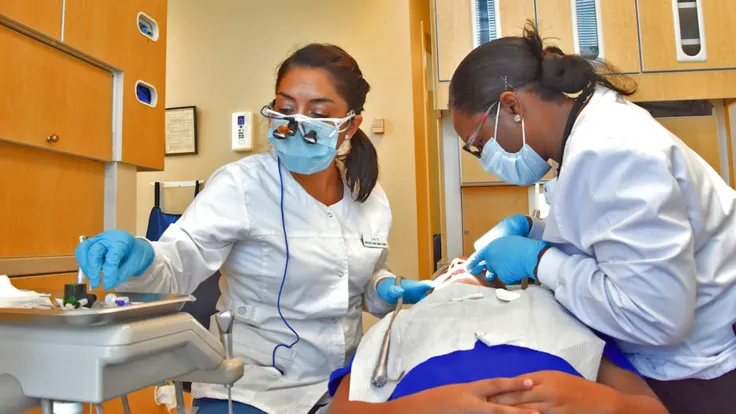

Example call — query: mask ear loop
[521,117,526,146]
[492,101,501,142]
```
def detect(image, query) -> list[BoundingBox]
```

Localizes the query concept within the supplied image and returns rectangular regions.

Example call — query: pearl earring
[514,114,522,123]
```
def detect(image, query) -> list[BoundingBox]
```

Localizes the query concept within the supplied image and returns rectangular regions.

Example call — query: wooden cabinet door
[499,0,536,37]
[536,0,640,72]
[0,25,112,160]
[434,0,473,82]
[461,186,529,255]
[599,0,640,73]
[534,0,575,54]
[64,0,167,170]
[639,0,736,71]
[434,0,535,82]
[657,116,721,172]
[0,142,104,259]
[0,0,62,39]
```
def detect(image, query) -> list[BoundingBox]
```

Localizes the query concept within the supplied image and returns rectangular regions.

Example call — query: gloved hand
[468,215,532,275]
[377,277,435,305]
[474,214,532,251]
[467,236,549,286]
[75,230,155,290]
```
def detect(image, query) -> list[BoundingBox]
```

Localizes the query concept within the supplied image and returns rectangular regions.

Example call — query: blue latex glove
[75,230,155,290]
[467,236,549,286]
[377,277,435,305]
[468,214,532,275]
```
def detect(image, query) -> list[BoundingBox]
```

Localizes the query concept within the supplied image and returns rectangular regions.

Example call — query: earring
[513,114,522,123]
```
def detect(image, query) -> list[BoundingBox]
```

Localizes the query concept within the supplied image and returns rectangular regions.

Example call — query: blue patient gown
[193,398,266,414]
[328,335,638,401]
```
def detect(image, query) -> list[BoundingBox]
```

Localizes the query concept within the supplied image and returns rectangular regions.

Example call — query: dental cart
[0,293,244,414]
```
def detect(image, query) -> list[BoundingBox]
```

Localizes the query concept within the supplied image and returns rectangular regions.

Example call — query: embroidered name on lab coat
[362,235,388,249]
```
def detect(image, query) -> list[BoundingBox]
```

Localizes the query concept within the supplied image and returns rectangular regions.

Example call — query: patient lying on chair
[328,259,667,414]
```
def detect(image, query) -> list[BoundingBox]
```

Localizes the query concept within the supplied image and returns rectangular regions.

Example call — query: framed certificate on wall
[165,106,198,155]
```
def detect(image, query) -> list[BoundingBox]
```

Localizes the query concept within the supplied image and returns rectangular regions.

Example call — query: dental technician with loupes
[75,44,433,414]
[451,25,736,414]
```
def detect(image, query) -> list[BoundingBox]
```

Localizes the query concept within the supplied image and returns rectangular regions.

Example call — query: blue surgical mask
[268,117,348,175]
[480,103,550,185]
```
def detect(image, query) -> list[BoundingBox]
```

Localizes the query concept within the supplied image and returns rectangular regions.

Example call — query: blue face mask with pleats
[479,103,551,185]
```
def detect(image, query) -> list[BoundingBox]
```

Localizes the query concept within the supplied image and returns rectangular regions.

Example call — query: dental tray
[0,292,195,326]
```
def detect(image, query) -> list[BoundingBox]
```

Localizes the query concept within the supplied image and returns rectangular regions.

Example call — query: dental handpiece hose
[216,310,235,414]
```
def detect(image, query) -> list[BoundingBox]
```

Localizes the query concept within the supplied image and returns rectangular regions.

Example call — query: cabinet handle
[46,134,59,143]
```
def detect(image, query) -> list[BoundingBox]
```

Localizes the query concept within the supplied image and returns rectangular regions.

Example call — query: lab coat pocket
[239,365,287,393]
[232,322,296,382]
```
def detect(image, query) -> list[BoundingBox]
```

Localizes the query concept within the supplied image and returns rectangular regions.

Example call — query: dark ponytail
[341,128,378,202]
[449,20,636,114]
[276,44,378,203]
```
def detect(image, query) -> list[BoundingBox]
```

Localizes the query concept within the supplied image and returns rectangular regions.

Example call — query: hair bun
[540,52,594,94]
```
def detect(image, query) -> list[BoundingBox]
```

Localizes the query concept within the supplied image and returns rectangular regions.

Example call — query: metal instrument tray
[0,292,195,326]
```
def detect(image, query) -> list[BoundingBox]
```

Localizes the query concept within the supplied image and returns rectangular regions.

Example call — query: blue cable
[272,158,300,372]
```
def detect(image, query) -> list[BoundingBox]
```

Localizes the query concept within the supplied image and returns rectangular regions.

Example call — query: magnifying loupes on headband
[261,101,355,145]
[271,118,319,145]
[272,118,299,140]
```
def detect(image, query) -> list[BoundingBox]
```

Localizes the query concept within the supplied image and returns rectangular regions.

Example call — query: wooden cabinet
[432,0,736,110]
[0,0,62,39]
[62,0,132,68]
[536,0,640,73]
[434,0,473,82]
[434,0,535,82]
[498,0,535,37]
[598,0,640,73]
[461,186,529,255]
[0,142,105,259]
[534,0,575,54]
[657,116,721,172]
[0,25,112,161]
[638,0,736,72]
[64,0,167,170]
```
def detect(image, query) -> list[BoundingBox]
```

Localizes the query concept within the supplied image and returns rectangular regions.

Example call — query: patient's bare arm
[488,357,667,414]
[328,373,539,414]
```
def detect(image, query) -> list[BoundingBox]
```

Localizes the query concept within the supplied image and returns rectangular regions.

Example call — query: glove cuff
[133,238,156,276]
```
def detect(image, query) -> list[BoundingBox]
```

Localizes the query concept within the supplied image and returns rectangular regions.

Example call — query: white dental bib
[349,284,605,402]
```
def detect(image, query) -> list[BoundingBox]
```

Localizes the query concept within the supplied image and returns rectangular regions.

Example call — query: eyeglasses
[260,102,355,142]
[462,102,497,159]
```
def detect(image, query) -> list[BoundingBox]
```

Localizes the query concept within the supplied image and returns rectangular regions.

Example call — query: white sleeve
[536,148,697,346]
[119,165,250,294]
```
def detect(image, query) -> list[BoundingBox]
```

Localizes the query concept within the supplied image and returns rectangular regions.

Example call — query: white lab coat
[529,87,736,381]
[119,152,396,413]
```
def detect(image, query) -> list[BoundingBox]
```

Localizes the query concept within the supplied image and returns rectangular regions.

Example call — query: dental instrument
[173,381,186,414]
[216,310,235,414]
[121,394,131,414]
[371,276,403,388]
[64,236,89,306]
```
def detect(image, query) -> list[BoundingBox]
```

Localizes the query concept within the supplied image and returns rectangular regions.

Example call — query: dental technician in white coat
[75,44,433,414]
[448,24,736,414]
